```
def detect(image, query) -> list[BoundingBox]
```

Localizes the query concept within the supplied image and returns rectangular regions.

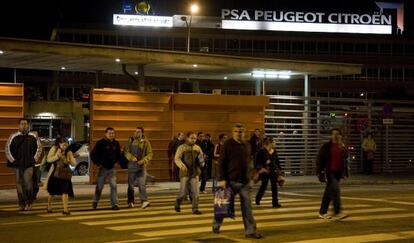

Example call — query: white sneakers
[332,213,349,221]
[128,202,134,208]
[318,213,332,219]
[141,201,151,209]
[318,213,349,221]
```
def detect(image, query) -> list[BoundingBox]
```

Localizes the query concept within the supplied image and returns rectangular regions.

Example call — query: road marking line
[135,212,414,237]
[287,230,414,243]
[0,219,56,226]
[105,207,401,231]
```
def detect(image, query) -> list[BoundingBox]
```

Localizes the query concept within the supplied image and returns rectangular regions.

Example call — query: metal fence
[265,95,414,175]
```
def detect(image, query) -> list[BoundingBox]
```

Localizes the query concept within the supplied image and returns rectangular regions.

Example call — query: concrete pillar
[255,80,261,96]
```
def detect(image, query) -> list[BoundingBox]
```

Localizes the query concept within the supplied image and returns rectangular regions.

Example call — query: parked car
[68,142,90,176]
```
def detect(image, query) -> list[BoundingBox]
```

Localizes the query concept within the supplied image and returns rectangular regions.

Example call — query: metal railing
[265,95,414,175]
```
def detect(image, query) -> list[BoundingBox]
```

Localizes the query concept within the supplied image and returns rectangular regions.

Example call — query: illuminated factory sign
[113,14,173,27]
[221,9,393,34]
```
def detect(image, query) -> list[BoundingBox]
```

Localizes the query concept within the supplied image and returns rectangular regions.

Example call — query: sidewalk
[0,173,413,203]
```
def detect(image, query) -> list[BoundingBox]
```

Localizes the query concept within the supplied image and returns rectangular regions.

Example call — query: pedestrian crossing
[1,192,414,242]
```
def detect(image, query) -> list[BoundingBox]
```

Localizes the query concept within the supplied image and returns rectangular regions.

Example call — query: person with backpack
[5,119,42,211]
[45,137,76,215]
[125,126,153,209]
[91,127,122,210]
[174,131,204,214]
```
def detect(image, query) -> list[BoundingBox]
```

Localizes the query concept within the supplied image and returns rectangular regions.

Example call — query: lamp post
[185,3,199,52]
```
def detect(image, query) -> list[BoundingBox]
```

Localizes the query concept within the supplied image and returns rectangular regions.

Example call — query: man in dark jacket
[91,127,121,210]
[316,128,349,221]
[5,119,42,211]
[214,123,262,239]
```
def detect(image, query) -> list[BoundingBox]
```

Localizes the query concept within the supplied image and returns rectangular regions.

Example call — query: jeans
[16,167,34,207]
[176,176,199,212]
[128,168,147,203]
[213,181,257,235]
[93,167,118,207]
[255,171,279,207]
[319,171,342,215]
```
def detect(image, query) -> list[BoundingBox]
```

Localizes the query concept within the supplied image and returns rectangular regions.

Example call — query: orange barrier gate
[0,83,24,189]
[90,88,269,183]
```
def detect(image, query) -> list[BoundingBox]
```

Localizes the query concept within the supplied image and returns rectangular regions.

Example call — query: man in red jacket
[316,128,349,221]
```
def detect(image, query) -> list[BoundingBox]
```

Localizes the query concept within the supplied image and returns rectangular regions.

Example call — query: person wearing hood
[125,126,153,209]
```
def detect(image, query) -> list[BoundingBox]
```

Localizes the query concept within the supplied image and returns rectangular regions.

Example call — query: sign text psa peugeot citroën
[221,9,393,34]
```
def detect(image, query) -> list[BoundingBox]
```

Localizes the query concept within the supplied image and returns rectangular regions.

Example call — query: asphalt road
[1,184,414,243]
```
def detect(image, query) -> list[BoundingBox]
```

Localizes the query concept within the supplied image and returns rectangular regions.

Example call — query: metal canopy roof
[0,37,361,80]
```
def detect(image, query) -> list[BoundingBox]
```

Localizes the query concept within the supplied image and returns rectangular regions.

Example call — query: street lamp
[182,3,199,52]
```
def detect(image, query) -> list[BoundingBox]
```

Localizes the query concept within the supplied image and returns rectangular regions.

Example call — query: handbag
[213,187,235,220]
[54,158,72,180]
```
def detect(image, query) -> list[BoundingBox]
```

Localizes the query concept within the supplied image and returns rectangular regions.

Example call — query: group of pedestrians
[5,118,352,240]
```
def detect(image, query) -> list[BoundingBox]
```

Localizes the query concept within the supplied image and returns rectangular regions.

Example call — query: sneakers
[200,191,207,194]
[128,202,134,208]
[318,213,332,219]
[246,232,263,239]
[193,210,202,215]
[25,204,33,211]
[18,205,25,211]
[112,205,120,210]
[332,213,349,221]
[141,201,151,209]
[174,205,181,212]
[212,226,220,234]
[62,211,71,215]
[92,202,98,210]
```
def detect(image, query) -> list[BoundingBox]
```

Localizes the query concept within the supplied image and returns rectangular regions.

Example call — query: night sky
[0,0,412,39]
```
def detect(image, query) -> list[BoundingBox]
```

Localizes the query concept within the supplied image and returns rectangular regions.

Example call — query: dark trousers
[363,152,373,174]
[255,172,279,207]
[319,172,342,215]
[199,163,210,192]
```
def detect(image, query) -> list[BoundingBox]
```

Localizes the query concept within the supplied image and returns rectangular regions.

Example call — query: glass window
[292,41,303,54]
[355,43,366,54]
[214,39,226,52]
[240,39,252,52]
[342,43,354,54]
[317,42,329,54]
[379,68,391,80]
[174,38,186,51]
[132,36,145,48]
[227,39,239,51]
[103,35,116,45]
[367,43,378,54]
[304,42,316,54]
[266,40,278,53]
[253,40,266,51]
[118,35,130,47]
[89,34,102,45]
[379,43,391,54]
[160,37,173,49]
[279,41,291,53]
[330,42,341,54]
